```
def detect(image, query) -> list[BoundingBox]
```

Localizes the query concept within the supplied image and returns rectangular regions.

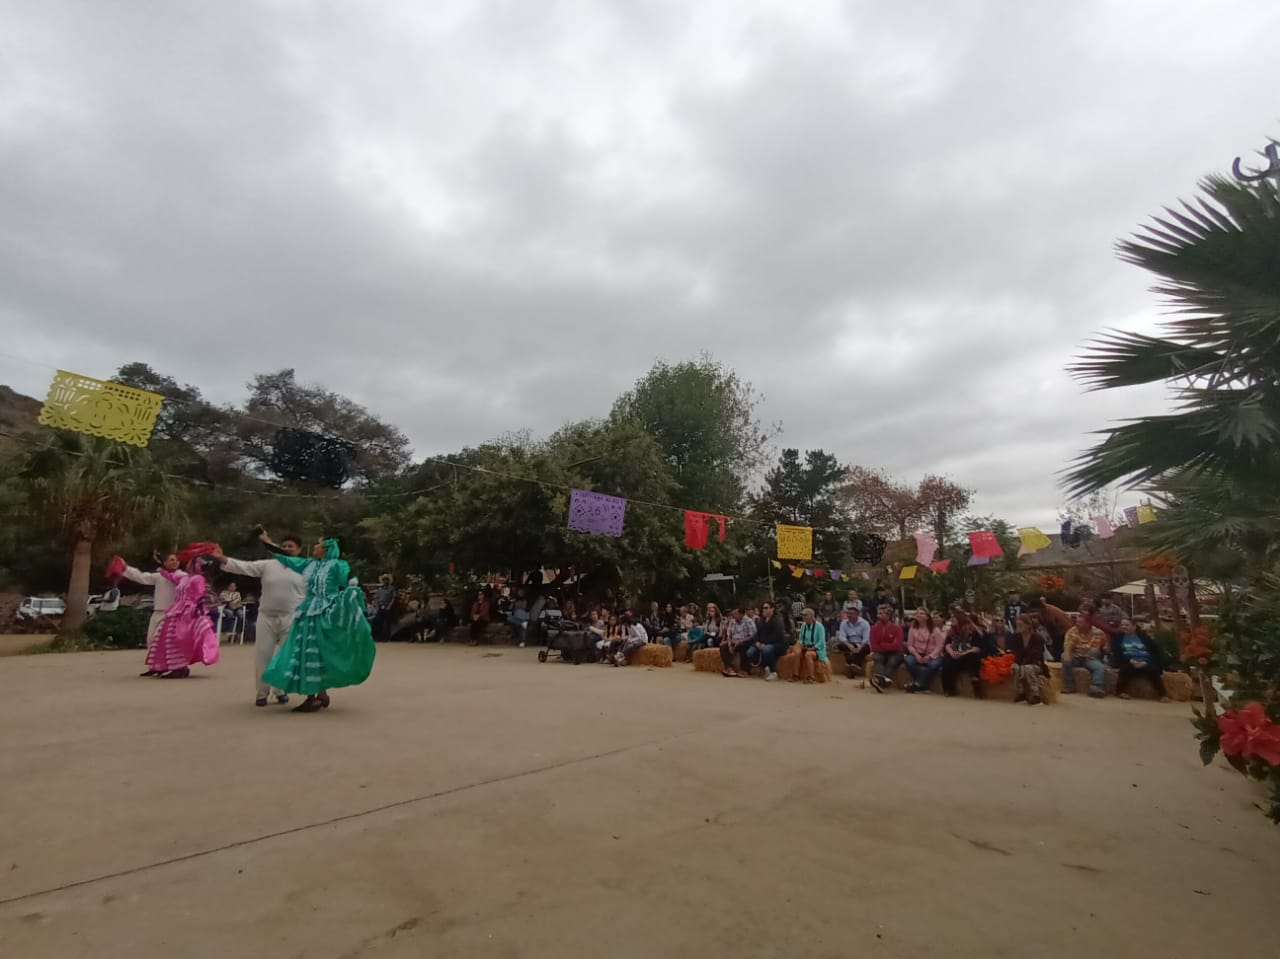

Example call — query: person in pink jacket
[904,608,947,693]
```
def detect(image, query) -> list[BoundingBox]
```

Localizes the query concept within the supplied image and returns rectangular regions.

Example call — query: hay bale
[673,639,689,662]
[692,647,722,673]
[775,648,830,682]
[632,643,673,668]
[1126,669,1186,701]
[1164,671,1193,702]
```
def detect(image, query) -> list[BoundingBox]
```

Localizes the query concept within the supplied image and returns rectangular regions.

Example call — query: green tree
[14,432,184,635]
[751,448,851,566]
[610,356,773,514]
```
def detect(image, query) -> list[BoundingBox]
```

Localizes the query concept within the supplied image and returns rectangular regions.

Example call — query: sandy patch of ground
[0,633,53,656]
[0,644,1275,958]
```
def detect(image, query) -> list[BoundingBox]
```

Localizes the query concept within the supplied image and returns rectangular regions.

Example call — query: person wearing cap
[786,607,827,683]
[834,601,871,679]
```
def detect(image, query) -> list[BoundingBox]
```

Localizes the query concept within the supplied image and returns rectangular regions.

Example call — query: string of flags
[33,365,1162,558]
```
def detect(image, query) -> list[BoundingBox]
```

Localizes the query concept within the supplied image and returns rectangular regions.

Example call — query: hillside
[0,385,42,447]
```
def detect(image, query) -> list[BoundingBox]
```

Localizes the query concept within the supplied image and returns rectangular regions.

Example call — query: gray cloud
[1,0,1276,526]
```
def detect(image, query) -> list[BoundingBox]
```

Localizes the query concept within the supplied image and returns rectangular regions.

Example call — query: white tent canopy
[1108,578,1222,596]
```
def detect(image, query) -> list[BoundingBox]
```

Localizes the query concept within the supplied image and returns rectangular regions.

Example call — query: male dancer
[212,528,307,707]
[122,551,186,676]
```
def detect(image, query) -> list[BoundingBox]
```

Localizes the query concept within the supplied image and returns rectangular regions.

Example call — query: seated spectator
[657,602,680,649]
[583,606,605,639]
[981,617,1009,657]
[617,613,649,665]
[218,581,244,637]
[597,613,622,662]
[745,600,790,680]
[720,606,757,676]
[1062,613,1108,698]
[904,609,946,693]
[1011,614,1048,705]
[788,607,827,684]
[506,589,531,646]
[701,603,723,649]
[1115,618,1170,701]
[818,590,839,639]
[436,597,459,633]
[940,610,984,698]
[643,601,663,640]
[869,604,905,692]
[833,602,871,679]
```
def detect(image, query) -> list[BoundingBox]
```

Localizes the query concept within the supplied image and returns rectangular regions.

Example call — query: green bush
[81,607,150,649]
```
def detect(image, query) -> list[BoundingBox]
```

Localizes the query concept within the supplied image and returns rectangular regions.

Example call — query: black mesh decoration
[269,427,355,488]
[1061,520,1093,548]
[850,532,886,565]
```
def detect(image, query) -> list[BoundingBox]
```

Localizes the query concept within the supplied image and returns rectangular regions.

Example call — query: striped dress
[260,545,375,694]
[145,570,219,671]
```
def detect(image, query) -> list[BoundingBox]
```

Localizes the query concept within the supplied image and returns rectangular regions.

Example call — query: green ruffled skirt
[262,588,375,694]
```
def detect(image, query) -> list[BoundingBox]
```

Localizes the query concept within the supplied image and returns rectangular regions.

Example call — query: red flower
[1218,703,1280,766]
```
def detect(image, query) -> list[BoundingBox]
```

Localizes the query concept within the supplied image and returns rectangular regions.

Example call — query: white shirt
[123,566,186,612]
[221,556,307,616]
[629,623,648,644]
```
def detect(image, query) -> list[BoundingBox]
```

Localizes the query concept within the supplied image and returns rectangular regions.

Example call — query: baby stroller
[536,611,595,664]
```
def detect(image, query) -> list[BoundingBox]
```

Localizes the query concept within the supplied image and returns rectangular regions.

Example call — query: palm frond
[1062,391,1280,496]
[1068,332,1226,390]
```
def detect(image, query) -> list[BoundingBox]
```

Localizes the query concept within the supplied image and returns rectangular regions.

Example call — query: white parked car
[17,596,67,622]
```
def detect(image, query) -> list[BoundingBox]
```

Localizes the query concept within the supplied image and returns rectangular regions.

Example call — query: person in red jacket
[869,604,905,693]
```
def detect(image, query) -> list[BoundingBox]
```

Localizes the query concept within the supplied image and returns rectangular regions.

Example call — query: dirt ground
[0,644,1276,959]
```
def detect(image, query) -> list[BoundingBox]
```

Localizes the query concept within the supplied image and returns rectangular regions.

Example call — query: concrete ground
[0,644,1276,959]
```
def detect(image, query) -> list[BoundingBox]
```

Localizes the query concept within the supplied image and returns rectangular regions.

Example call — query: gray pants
[873,651,904,682]
[255,612,295,699]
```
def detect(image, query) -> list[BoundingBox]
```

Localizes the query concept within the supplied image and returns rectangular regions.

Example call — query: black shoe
[139,669,160,677]
[275,694,290,705]
[871,676,886,694]
[255,696,268,707]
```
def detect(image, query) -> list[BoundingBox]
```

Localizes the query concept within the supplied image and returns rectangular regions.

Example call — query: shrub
[80,607,149,649]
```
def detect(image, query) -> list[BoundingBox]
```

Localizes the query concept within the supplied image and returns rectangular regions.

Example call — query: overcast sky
[1,0,1276,526]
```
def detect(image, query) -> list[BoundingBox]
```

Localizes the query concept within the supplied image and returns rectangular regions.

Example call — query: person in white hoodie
[122,552,186,676]
[212,530,308,707]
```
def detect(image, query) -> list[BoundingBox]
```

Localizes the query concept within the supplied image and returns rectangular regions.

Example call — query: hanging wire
[0,347,888,540]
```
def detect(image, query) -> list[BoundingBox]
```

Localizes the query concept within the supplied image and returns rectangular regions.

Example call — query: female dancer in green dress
[261,539,375,713]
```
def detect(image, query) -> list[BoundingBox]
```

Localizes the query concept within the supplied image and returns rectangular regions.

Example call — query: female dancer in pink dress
[129,544,220,678]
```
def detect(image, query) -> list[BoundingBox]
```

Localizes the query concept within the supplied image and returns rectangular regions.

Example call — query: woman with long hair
[1010,614,1048,705]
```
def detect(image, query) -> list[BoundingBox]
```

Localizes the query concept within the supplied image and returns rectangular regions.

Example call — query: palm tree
[15,431,184,635]
[1066,166,1280,561]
